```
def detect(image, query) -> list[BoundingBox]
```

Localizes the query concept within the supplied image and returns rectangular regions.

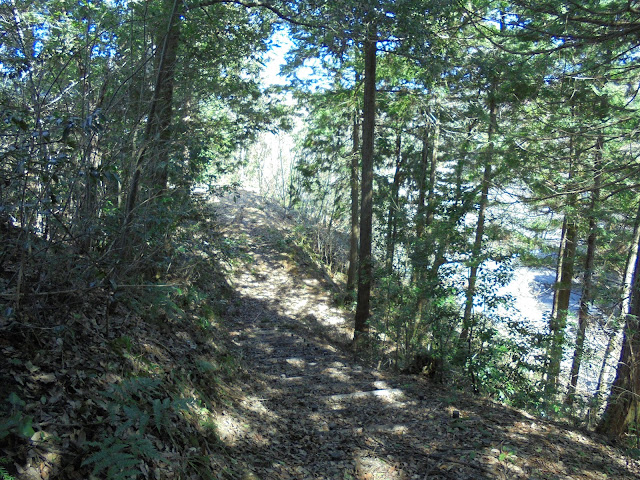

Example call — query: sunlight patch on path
[355,454,405,480]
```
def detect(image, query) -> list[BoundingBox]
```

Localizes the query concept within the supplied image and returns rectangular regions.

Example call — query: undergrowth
[0,195,247,479]
[0,458,15,480]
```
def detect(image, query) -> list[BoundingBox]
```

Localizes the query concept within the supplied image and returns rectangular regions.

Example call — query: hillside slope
[1,190,638,480]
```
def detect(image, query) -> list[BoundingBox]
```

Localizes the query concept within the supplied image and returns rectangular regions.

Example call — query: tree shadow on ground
[218,291,637,480]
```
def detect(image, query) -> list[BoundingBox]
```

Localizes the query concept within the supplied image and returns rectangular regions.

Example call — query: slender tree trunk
[79,78,109,253]
[149,0,180,193]
[415,112,440,240]
[565,211,596,404]
[546,121,579,393]
[453,120,479,221]
[123,0,181,232]
[385,132,402,275]
[597,227,640,437]
[418,112,442,309]
[460,94,496,341]
[425,113,439,231]
[565,136,604,405]
[415,123,429,242]
[411,109,454,353]
[622,201,640,314]
[346,102,360,297]
[414,112,440,279]
[549,217,569,323]
[588,324,618,426]
[546,216,578,392]
[354,32,377,339]
[566,137,602,405]
[413,120,432,319]
[595,197,640,434]
[454,121,474,212]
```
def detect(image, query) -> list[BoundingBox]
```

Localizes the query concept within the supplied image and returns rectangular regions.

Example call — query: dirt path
[211,191,638,480]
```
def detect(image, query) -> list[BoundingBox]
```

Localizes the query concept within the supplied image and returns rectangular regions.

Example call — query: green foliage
[0,0,279,315]
[110,336,134,356]
[626,420,640,455]
[195,354,238,382]
[101,378,189,431]
[463,314,541,408]
[498,445,517,463]
[217,235,253,266]
[367,272,460,372]
[198,303,218,331]
[83,378,192,480]
[82,435,156,480]
[0,458,15,480]
[0,393,35,440]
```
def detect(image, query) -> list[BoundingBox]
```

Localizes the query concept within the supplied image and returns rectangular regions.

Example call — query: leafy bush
[82,378,191,480]
[82,435,157,480]
[0,458,15,480]
[464,314,541,408]
[0,393,35,440]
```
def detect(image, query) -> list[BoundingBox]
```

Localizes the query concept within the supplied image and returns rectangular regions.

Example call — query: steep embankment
[212,190,639,480]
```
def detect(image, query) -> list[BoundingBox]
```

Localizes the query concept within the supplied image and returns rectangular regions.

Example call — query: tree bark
[415,122,430,242]
[622,200,640,315]
[79,77,109,253]
[425,113,439,232]
[566,136,602,405]
[123,0,181,231]
[413,109,442,321]
[412,119,431,319]
[546,124,578,393]
[149,0,180,193]
[354,31,377,338]
[414,111,440,280]
[385,132,402,275]
[460,94,496,342]
[346,102,360,297]
[588,324,618,426]
[597,228,640,437]
[546,215,578,392]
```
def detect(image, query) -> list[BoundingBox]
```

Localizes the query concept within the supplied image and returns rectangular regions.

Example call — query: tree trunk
[546,120,579,393]
[597,231,640,437]
[588,325,619,426]
[550,218,568,320]
[547,217,578,391]
[587,201,640,424]
[78,77,109,253]
[565,209,596,404]
[425,113,439,231]
[123,0,181,231]
[412,120,432,319]
[622,200,640,315]
[354,32,377,339]
[546,215,578,392]
[149,0,180,193]
[346,102,360,297]
[413,110,442,321]
[566,136,602,405]
[460,94,496,342]
[415,123,430,242]
[415,112,440,242]
[452,120,478,219]
[385,132,402,275]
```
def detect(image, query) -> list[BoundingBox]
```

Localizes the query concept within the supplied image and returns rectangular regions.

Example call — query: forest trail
[212,190,637,480]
